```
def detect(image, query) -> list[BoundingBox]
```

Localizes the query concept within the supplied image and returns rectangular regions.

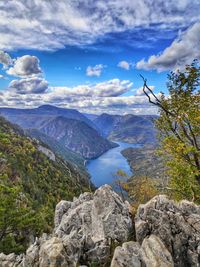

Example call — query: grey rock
[0,253,23,267]
[39,237,73,267]
[0,185,132,267]
[111,241,141,267]
[55,184,133,264]
[135,195,200,267]
[37,145,56,161]
[54,200,71,229]
[1,190,200,267]
[141,235,174,267]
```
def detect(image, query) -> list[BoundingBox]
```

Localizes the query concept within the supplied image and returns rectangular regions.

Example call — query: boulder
[1,190,200,267]
[111,235,174,267]
[0,253,23,267]
[39,237,73,267]
[0,185,132,267]
[111,241,141,267]
[135,195,200,266]
[55,184,133,264]
[141,235,174,267]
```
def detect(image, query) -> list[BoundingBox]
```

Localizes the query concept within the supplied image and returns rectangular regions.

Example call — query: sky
[0,0,199,115]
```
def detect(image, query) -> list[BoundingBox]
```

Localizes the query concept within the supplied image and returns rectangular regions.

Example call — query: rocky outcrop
[141,235,174,267]
[111,235,174,267]
[135,195,200,267]
[0,189,199,267]
[0,185,132,266]
[111,241,141,267]
[38,145,56,161]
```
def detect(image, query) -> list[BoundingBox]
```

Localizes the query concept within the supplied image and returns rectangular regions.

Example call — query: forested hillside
[0,116,91,254]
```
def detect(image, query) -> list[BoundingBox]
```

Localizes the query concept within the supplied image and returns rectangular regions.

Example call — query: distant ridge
[93,113,157,144]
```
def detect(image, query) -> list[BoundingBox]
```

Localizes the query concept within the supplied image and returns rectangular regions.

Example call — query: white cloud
[0,78,160,115]
[0,0,199,51]
[135,86,155,96]
[117,61,130,70]
[7,55,42,77]
[86,64,105,77]
[136,22,200,72]
[0,50,12,69]
[8,77,48,94]
[50,79,133,97]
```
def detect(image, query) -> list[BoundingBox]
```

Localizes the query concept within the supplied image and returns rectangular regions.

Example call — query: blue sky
[0,0,199,114]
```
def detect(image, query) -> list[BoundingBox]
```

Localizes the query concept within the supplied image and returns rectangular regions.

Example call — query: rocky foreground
[0,185,200,267]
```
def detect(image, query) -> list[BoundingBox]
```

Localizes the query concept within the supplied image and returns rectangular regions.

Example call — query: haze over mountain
[93,113,157,144]
[0,105,117,159]
[0,105,97,130]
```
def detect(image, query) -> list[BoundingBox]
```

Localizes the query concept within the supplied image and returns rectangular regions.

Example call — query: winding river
[87,141,141,187]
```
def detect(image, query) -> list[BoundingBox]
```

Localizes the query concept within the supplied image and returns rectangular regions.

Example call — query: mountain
[38,116,117,159]
[26,128,89,180]
[0,116,91,253]
[0,105,97,130]
[0,105,115,159]
[93,113,157,144]
[121,145,166,180]
[83,113,99,121]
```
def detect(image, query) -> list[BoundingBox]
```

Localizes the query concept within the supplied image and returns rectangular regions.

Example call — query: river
[87,141,141,187]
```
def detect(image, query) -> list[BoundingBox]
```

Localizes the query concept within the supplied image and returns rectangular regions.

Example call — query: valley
[0,105,157,187]
[0,4,199,265]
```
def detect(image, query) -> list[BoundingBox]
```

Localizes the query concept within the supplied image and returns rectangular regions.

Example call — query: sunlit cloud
[136,23,200,72]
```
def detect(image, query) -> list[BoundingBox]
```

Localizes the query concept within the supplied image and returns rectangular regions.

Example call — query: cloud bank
[0,77,158,115]
[0,0,199,51]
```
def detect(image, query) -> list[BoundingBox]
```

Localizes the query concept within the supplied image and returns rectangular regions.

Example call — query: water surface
[87,141,141,187]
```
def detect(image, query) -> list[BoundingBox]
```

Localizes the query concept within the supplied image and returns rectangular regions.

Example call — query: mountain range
[0,105,157,164]
[93,113,157,144]
[0,105,116,160]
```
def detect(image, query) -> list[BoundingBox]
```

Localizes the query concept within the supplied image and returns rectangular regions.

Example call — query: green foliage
[0,116,89,253]
[150,60,200,202]
[123,176,159,215]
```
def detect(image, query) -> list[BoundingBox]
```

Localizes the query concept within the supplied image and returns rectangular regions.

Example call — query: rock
[54,200,71,229]
[1,190,200,267]
[0,253,23,267]
[1,185,132,267]
[111,241,141,267]
[141,235,174,267]
[37,145,56,161]
[23,239,40,267]
[39,237,72,267]
[111,236,174,267]
[135,195,200,267]
[55,184,133,264]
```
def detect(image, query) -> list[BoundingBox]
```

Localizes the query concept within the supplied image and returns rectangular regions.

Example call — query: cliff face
[1,185,199,267]
[39,116,118,159]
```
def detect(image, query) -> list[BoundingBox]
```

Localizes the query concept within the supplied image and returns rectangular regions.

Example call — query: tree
[123,175,158,215]
[113,169,128,201]
[141,60,200,202]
